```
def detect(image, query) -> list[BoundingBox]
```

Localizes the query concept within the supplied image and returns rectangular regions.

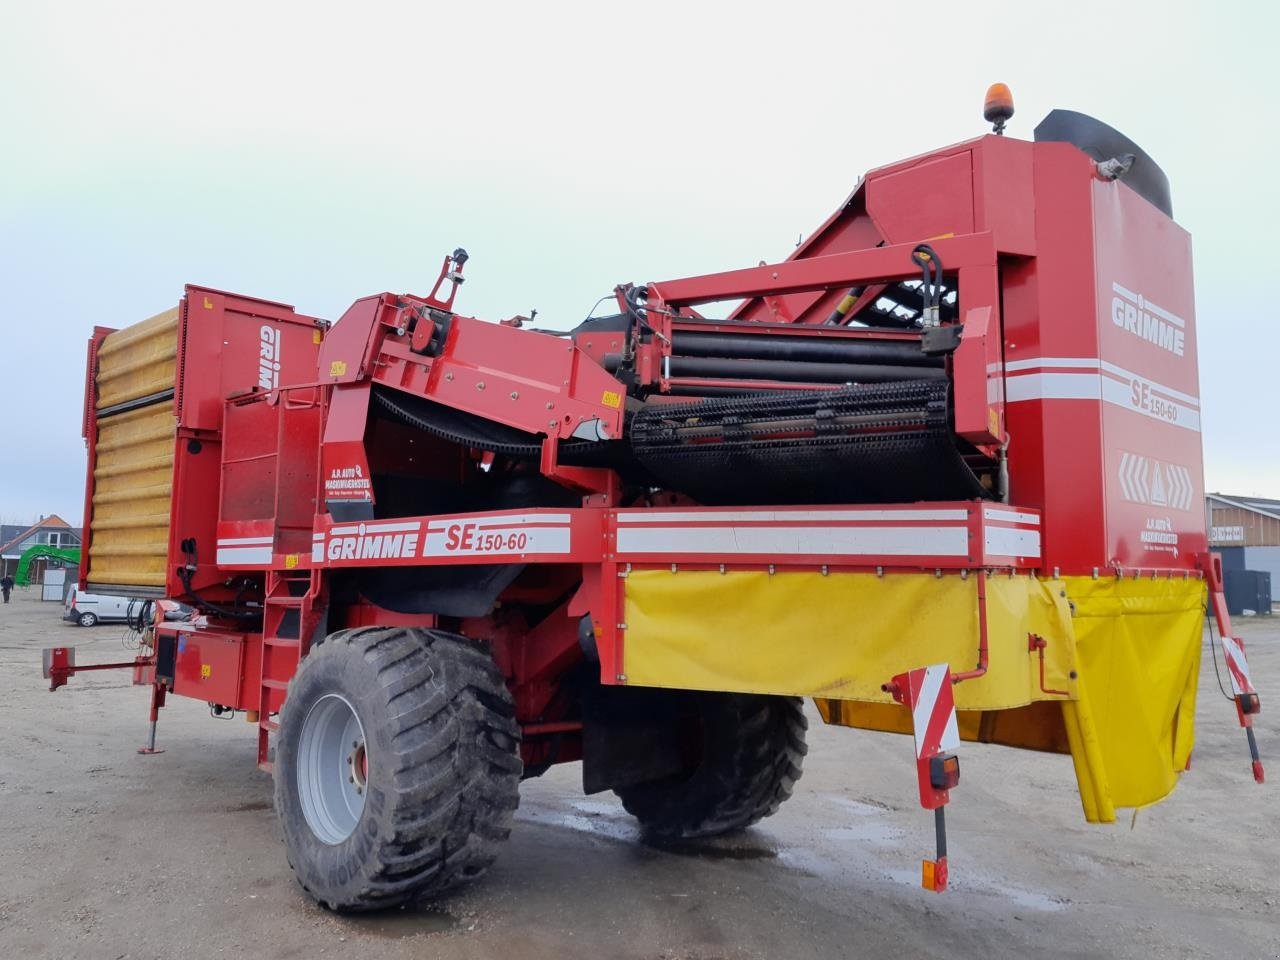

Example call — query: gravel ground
[0,589,1275,960]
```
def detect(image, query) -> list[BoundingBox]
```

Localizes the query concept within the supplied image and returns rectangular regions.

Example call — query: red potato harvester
[47,88,1262,909]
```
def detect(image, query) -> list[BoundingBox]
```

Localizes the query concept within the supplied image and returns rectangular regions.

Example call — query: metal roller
[667,356,948,385]
[671,330,940,367]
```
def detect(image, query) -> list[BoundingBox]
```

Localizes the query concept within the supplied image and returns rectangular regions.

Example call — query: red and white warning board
[1219,635,1256,698]
[890,662,961,811]
[906,663,961,760]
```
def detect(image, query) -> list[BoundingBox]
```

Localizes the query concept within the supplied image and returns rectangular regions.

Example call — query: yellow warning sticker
[602,390,622,409]
[284,553,299,569]
[312,329,323,345]
[203,296,214,310]
[200,664,212,679]
[330,360,348,377]
[988,407,1000,437]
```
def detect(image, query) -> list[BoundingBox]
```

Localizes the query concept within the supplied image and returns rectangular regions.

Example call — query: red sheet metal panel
[866,150,975,244]
[1091,178,1205,568]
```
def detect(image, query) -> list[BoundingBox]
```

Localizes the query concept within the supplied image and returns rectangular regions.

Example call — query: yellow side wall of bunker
[620,569,1203,823]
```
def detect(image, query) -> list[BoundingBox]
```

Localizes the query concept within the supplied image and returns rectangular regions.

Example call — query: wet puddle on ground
[517,798,780,860]
[517,794,1068,912]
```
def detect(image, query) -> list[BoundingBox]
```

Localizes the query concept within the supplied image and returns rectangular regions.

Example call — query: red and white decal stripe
[615,507,1040,562]
[313,514,574,562]
[1220,635,1257,698]
[1003,357,1201,433]
[422,512,572,557]
[981,505,1041,559]
[906,664,961,759]
[615,508,971,558]
[216,536,274,566]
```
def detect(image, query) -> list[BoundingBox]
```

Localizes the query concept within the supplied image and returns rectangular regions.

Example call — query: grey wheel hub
[297,693,368,844]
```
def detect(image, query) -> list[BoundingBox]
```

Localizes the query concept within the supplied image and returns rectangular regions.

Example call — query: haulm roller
[45,90,1262,910]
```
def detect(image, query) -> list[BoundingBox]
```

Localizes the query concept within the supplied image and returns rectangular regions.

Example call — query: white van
[63,585,134,627]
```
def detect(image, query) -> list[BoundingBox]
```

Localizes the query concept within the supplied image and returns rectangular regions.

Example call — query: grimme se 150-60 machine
[47,89,1263,909]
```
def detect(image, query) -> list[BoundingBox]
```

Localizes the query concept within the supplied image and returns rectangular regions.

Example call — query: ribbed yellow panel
[87,402,175,588]
[96,307,178,410]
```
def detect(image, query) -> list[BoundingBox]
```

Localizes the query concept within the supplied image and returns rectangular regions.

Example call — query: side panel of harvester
[1092,180,1203,567]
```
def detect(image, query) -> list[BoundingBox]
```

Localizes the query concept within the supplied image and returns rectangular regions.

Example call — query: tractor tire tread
[275,626,520,912]
[615,694,806,840]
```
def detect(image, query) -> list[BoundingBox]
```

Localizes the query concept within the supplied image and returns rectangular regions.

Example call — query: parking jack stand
[138,683,167,755]
[884,663,961,893]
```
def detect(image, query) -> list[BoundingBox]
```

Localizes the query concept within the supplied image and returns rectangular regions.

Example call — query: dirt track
[0,589,1275,960]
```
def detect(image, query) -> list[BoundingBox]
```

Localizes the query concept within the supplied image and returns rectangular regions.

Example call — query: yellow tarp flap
[1064,576,1204,813]
[622,570,1074,710]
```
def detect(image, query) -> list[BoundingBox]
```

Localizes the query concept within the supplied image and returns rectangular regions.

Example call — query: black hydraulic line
[821,281,958,328]
[671,331,939,367]
[824,285,868,325]
[911,244,943,323]
[668,356,948,384]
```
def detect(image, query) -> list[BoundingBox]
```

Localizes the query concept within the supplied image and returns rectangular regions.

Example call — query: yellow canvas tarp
[1063,576,1203,816]
[619,568,1204,823]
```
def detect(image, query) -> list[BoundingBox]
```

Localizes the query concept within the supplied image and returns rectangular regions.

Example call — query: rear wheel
[615,692,807,840]
[77,611,98,627]
[274,626,521,912]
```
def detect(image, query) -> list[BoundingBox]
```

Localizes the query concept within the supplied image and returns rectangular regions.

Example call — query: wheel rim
[297,693,368,845]
[80,613,95,626]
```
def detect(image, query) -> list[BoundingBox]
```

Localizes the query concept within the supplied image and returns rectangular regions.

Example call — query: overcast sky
[1,1,1275,526]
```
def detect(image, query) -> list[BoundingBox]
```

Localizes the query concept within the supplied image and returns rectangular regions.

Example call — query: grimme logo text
[259,325,282,390]
[1110,283,1185,357]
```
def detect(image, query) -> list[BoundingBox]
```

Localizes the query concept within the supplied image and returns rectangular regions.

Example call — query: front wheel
[77,611,98,627]
[274,627,521,912]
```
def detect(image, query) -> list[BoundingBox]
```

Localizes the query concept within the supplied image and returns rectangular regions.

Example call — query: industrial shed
[1207,493,1280,611]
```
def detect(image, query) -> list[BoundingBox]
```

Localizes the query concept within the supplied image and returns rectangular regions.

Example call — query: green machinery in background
[14,545,81,586]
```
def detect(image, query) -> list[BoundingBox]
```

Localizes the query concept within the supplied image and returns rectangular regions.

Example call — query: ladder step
[264,635,301,648]
[266,596,305,607]
[261,678,290,691]
[260,718,280,733]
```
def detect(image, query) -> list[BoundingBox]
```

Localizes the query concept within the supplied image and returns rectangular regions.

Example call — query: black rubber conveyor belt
[629,380,991,505]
